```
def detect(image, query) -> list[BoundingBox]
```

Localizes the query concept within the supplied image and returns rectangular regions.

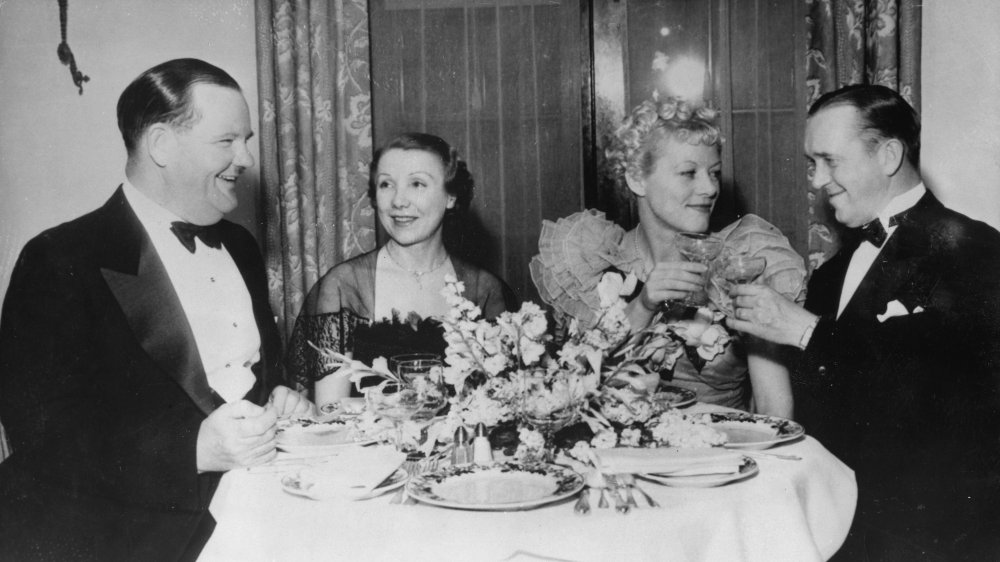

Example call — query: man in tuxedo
[0,58,311,561]
[729,84,1000,560]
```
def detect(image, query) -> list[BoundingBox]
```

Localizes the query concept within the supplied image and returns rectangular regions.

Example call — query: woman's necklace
[383,243,449,290]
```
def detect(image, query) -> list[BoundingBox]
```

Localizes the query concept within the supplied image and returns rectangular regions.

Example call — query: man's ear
[625,173,647,197]
[146,124,175,168]
[879,138,905,176]
[446,195,457,209]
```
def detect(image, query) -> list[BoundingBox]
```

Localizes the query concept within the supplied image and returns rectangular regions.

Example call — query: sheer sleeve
[285,310,368,392]
[529,210,634,326]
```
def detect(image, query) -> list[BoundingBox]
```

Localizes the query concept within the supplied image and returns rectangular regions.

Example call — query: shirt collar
[878,183,926,228]
[122,180,185,233]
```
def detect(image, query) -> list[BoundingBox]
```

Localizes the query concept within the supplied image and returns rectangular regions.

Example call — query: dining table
[198,404,856,562]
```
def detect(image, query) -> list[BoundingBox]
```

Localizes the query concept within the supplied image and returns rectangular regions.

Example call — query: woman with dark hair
[287,133,516,395]
[531,98,805,417]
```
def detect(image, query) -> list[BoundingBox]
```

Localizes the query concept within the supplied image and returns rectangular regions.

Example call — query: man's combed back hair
[808,84,921,168]
[117,58,241,154]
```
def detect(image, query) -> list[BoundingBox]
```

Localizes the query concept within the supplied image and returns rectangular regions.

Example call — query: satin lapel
[99,194,216,416]
[841,215,936,322]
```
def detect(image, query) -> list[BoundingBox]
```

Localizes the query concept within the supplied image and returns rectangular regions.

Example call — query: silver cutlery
[614,475,638,509]
[604,477,630,514]
[597,487,609,509]
[573,488,591,515]
[620,474,660,508]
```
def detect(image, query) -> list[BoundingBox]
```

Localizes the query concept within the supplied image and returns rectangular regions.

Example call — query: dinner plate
[407,462,584,511]
[689,412,805,450]
[281,467,407,501]
[653,384,697,409]
[642,456,758,488]
[276,417,377,454]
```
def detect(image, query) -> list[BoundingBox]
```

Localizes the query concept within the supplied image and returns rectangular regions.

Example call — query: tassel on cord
[57,0,90,95]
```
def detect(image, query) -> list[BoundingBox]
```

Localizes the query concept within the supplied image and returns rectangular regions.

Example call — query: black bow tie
[170,221,223,253]
[857,211,910,248]
[859,219,888,247]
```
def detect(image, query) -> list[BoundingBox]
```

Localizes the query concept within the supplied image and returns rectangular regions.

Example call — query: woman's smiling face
[631,134,721,234]
[374,148,456,248]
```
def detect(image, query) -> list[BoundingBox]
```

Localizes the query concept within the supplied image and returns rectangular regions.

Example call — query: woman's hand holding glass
[637,261,709,311]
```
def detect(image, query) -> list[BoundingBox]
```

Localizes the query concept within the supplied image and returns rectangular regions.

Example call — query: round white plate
[276,417,376,454]
[642,456,758,488]
[407,462,584,511]
[281,467,406,501]
[689,412,805,450]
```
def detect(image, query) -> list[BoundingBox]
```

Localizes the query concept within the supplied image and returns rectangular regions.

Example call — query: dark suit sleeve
[0,235,210,513]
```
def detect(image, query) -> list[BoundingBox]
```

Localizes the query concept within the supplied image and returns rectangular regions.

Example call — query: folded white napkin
[290,446,406,501]
[592,447,743,476]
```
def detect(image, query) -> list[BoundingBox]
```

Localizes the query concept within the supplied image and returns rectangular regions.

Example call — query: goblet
[390,353,443,385]
[676,232,724,307]
[721,254,766,286]
[366,380,447,450]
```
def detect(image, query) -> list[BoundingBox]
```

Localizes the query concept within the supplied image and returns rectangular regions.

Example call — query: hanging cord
[57,0,90,95]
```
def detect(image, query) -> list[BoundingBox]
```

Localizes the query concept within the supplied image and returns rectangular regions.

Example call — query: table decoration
[307,271,754,460]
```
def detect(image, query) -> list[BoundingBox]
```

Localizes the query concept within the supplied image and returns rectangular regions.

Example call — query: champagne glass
[722,254,766,286]
[390,354,444,422]
[676,232,724,307]
[366,379,447,450]
[390,353,443,385]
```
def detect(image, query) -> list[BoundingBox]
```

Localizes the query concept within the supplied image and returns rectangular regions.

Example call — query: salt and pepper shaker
[472,423,493,465]
[450,426,472,466]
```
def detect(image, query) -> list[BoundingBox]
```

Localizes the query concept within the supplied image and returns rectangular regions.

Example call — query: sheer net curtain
[805,0,921,269]
[256,0,376,339]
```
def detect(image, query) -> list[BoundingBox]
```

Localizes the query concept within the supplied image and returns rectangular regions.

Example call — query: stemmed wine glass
[709,251,767,316]
[366,378,447,451]
[676,232,724,307]
[721,254,766,286]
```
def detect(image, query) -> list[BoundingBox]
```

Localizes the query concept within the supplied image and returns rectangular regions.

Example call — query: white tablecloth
[201,409,856,562]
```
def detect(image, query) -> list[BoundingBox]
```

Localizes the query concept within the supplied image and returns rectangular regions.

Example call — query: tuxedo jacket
[0,187,284,561]
[796,191,1000,557]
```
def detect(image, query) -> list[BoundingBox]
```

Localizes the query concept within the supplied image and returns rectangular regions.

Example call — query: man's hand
[726,284,818,348]
[196,400,278,472]
[268,385,314,418]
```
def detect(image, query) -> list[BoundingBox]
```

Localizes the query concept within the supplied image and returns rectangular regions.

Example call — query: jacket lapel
[98,188,216,416]
[839,192,943,322]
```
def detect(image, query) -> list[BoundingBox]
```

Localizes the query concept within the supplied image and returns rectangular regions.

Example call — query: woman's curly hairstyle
[605,97,723,190]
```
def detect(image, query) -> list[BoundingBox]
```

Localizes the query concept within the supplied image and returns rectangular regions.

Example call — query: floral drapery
[256,0,376,339]
[804,0,921,269]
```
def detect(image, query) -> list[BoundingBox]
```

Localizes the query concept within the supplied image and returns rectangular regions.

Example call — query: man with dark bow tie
[729,84,1000,560]
[0,58,312,561]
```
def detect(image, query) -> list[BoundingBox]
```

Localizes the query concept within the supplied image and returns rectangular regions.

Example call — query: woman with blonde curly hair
[531,98,806,417]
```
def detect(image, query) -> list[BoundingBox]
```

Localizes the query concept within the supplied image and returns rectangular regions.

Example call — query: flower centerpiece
[309,271,733,459]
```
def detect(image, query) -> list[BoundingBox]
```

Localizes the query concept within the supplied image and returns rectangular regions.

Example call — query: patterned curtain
[804,0,921,269]
[256,0,376,339]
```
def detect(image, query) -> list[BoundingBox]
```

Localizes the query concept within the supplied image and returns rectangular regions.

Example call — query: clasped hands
[196,385,313,473]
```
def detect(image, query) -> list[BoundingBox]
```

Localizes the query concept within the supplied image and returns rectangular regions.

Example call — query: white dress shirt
[123,182,260,402]
[837,183,926,318]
